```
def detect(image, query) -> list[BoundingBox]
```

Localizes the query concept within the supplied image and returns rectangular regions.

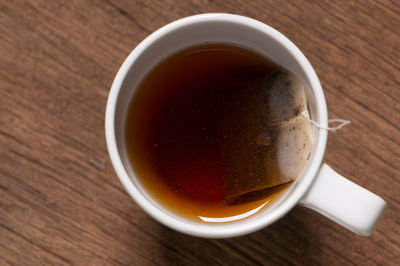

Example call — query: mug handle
[299,164,386,236]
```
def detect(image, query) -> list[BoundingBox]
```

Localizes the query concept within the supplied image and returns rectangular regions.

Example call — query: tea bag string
[301,111,351,132]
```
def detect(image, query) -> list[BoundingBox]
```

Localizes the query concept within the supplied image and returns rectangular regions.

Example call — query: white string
[301,111,351,132]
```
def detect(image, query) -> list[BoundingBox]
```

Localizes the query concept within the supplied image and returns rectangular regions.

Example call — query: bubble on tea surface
[219,70,314,200]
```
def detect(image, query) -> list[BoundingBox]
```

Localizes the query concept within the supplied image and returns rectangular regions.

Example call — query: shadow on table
[156,207,320,265]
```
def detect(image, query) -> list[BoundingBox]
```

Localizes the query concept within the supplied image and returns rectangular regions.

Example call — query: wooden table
[1,1,399,265]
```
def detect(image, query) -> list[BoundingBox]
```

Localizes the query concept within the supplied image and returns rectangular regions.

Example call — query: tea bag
[219,70,314,200]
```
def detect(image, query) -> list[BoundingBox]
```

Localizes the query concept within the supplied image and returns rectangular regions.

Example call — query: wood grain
[1,0,399,265]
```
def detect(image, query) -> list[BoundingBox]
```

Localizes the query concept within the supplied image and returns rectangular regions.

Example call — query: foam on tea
[125,43,314,222]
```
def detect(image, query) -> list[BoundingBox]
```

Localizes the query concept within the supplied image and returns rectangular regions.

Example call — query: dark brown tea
[125,43,312,222]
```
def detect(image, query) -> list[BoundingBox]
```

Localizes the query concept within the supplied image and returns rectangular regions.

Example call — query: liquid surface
[125,44,292,222]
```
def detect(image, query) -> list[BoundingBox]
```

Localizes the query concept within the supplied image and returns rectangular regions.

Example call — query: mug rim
[105,13,328,238]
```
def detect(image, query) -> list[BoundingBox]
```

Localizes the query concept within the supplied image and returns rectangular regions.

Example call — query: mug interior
[106,14,328,237]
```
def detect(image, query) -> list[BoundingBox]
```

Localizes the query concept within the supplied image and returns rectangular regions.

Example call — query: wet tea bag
[219,70,314,200]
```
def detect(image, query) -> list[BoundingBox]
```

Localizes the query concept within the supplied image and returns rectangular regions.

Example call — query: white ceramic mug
[105,13,386,238]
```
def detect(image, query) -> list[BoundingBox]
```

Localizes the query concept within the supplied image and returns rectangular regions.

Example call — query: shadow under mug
[105,13,386,238]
